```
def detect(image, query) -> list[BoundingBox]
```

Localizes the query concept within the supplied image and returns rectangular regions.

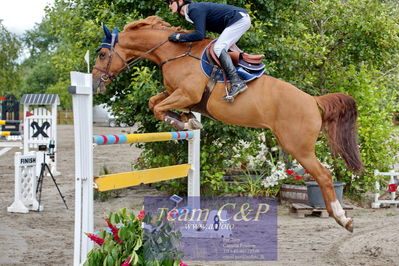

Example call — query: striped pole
[93,131,194,145]
[0,131,21,136]
[0,120,21,125]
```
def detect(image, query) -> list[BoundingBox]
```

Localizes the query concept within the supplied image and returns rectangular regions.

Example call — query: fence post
[188,112,201,209]
[70,72,94,266]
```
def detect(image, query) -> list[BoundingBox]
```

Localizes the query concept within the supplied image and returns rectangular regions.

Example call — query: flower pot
[305,181,346,208]
[280,184,308,204]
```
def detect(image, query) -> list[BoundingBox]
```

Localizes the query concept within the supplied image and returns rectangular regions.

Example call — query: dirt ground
[0,124,398,266]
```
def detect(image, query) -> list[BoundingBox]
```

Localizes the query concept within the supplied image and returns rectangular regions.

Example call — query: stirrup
[223,94,235,103]
[223,83,247,103]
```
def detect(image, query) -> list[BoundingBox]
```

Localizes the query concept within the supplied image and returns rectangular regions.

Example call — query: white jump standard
[372,170,399,208]
[69,71,201,266]
[7,152,42,213]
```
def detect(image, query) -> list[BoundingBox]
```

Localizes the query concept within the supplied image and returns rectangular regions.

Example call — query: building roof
[21,94,60,105]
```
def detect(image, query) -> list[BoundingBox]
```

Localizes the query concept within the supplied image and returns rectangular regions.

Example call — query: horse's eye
[99,52,106,59]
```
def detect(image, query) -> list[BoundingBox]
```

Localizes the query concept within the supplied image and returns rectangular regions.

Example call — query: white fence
[372,170,399,208]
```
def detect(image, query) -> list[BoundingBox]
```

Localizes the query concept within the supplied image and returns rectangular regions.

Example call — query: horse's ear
[111,27,119,47]
[103,24,112,39]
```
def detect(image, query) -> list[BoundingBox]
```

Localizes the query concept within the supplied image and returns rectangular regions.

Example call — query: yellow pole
[94,164,191,191]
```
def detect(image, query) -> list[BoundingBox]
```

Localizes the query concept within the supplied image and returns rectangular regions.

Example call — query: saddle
[207,43,265,70]
[191,42,266,118]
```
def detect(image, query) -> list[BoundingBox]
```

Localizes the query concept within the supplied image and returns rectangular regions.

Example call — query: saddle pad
[200,42,265,83]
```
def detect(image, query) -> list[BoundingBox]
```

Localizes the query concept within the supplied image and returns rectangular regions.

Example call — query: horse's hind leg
[274,128,353,232]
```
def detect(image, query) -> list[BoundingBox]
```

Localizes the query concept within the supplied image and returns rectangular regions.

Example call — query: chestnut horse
[92,16,363,232]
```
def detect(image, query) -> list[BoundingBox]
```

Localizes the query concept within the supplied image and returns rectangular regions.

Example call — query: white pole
[84,51,90,73]
[51,102,60,175]
[23,103,29,154]
[70,72,93,266]
[188,112,201,210]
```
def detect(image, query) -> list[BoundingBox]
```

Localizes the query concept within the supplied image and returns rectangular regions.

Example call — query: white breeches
[213,12,251,57]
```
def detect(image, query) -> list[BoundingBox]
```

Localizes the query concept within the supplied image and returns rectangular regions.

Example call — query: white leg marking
[331,200,350,226]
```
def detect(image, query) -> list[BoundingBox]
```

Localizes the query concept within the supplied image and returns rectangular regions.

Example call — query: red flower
[179,261,189,266]
[86,233,104,246]
[295,175,302,180]
[388,184,397,193]
[305,169,310,174]
[285,170,294,175]
[104,217,123,244]
[121,257,131,266]
[137,210,145,220]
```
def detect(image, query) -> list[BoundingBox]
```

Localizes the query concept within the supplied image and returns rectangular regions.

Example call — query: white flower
[262,160,288,187]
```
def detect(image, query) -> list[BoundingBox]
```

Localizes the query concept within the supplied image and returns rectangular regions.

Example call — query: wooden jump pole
[93,131,194,145]
[0,131,21,136]
[0,120,21,136]
[0,120,21,125]
[69,71,201,266]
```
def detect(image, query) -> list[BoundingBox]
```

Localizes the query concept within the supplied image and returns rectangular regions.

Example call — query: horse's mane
[123,16,183,32]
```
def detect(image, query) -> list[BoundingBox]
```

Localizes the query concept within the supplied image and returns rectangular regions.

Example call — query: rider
[165,0,251,101]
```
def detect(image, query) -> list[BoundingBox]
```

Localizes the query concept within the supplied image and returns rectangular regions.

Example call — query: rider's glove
[168,32,182,42]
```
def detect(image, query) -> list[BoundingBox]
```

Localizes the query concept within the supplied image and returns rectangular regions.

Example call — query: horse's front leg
[148,91,168,112]
[152,89,203,131]
[180,112,203,130]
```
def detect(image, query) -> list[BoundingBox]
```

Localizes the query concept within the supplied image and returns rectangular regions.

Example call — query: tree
[0,20,21,96]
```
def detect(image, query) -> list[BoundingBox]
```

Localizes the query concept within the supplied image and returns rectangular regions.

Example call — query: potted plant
[84,208,188,266]
[279,168,313,204]
[279,167,346,207]
[305,181,346,208]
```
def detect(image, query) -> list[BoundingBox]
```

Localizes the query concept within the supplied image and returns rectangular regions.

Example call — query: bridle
[93,34,206,83]
[93,39,169,82]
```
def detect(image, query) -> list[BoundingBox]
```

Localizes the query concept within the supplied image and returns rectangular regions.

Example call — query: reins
[158,42,205,69]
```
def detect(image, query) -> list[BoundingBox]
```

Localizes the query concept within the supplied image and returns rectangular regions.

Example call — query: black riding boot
[218,49,248,101]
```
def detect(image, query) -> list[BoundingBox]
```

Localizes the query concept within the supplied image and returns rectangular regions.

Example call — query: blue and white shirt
[178,2,248,42]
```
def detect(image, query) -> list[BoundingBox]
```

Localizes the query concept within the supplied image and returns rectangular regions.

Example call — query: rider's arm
[177,9,206,42]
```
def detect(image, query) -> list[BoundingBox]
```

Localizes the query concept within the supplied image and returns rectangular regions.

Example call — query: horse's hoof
[188,118,203,130]
[345,218,354,233]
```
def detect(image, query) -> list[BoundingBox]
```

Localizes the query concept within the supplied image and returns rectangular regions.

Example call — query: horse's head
[92,16,180,93]
[92,25,128,93]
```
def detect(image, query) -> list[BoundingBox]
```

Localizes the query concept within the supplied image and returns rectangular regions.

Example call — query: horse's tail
[315,93,364,174]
